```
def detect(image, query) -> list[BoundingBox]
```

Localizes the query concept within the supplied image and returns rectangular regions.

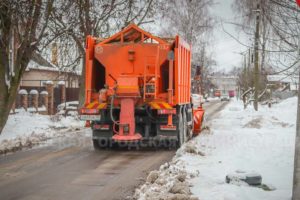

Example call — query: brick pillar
[58,81,66,104]
[40,91,48,113]
[30,90,39,112]
[18,89,28,111]
[45,81,54,115]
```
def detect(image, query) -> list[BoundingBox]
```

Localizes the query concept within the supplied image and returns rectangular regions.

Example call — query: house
[209,75,237,93]
[17,52,81,111]
[21,52,81,88]
[267,75,299,91]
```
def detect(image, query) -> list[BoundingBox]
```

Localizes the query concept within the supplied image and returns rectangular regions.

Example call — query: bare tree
[230,0,300,104]
[0,0,54,134]
[158,0,214,48]
[157,0,215,95]
[44,0,156,105]
[232,0,300,75]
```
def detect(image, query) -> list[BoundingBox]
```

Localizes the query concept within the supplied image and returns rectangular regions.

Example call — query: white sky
[210,0,249,72]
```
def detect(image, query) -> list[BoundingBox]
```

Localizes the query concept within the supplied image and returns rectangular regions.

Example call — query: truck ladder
[143,48,160,101]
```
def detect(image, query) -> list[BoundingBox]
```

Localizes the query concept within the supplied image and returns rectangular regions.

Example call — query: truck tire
[183,109,191,141]
[92,139,102,151]
[92,138,110,150]
[186,104,194,139]
[177,111,185,147]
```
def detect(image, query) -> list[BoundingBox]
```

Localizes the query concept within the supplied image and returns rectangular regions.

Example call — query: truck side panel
[85,36,96,104]
[175,36,191,105]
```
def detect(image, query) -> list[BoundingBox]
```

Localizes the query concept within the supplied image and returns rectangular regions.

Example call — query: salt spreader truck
[79,24,204,149]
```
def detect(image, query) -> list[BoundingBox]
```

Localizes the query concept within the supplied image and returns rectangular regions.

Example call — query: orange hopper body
[80,24,205,146]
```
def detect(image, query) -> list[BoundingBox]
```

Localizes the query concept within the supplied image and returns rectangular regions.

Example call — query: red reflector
[93,124,110,130]
[160,125,176,131]
[80,108,99,114]
[157,109,176,115]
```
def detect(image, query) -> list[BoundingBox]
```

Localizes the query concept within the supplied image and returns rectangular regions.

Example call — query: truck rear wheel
[185,104,194,139]
[92,139,102,150]
[183,109,190,141]
[92,138,111,150]
[177,111,185,147]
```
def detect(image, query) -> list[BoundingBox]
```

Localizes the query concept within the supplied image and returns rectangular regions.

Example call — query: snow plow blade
[193,106,205,135]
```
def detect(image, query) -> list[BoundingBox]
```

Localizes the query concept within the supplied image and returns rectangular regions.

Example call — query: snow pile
[0,109,85,154]
[134,97,297,200]
[56,101,79,116]
[133,158,199,200]
[50,114,82,129]
[134,141,208,200]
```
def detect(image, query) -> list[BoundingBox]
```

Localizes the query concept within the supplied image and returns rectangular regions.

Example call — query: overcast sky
[210,0,249,72]
[145,0,251,73]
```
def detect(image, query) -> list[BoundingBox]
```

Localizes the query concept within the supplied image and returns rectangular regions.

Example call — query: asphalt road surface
[0,99,228,200]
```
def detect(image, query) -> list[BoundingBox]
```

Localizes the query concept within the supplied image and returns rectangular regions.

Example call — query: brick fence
[15,81,79,115]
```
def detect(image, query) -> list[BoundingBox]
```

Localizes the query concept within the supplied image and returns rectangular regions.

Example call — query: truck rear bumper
[92,129,113,139]
[112,133,142,141]
[154,135,177,141]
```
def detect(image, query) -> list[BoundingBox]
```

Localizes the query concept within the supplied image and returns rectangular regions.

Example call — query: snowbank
[0,109,85,154]
[134,97,297,200]
[134,159,199,200]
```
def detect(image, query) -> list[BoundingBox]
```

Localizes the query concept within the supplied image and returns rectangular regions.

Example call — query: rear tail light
[80,108,99,114]
[93,124,110,130]
[157,109,176,115]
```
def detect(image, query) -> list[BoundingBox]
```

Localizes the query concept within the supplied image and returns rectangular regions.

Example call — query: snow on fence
[13,80,78,115]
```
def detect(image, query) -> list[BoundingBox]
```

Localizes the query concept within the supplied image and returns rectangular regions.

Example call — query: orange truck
[80,24,204,149]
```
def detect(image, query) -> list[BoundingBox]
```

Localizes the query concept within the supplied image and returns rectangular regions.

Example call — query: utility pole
[195,65,201,95]
[200,45,206,96]
[292,33,300,200]
[290,2,299,199]
[248,48,251,88]
[253,2,260,111]
[244,53,247,89]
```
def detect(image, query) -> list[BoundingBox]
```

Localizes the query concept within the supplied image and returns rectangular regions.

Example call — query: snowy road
[0,99,227,200]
